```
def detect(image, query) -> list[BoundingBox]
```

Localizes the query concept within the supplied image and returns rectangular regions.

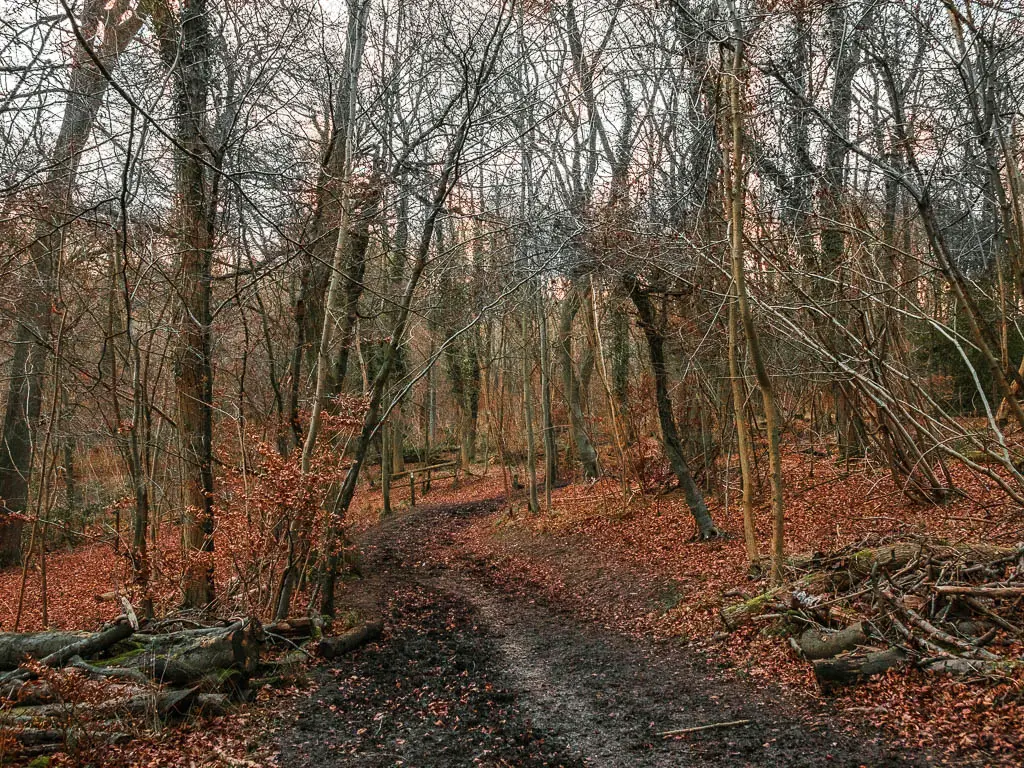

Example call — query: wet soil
[276,498,932,767]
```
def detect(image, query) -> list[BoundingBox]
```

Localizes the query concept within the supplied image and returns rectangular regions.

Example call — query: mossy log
[114,620,263,688]
[0,622,133,672]
[720,572,834,631]
[720,589,786,631]
[0,620,263,693]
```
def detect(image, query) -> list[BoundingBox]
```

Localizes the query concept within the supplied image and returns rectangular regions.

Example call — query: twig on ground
[657,719,751,737]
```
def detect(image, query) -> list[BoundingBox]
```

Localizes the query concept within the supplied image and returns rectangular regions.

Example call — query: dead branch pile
[721,539,1024,692]
[0,611,383,760]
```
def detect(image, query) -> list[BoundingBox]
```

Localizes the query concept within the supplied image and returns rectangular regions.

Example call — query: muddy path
[276,498,932,767]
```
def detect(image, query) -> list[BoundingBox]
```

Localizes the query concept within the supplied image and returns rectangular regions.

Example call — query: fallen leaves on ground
[2,451,1022,764]
[409,454,1024,764]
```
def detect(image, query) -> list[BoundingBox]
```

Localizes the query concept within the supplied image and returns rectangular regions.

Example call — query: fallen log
[0,632,85,670]
[114,619,263,688]
[66,655,149,683]
[0,621,132,673]
[888,610,953,659]
[317,621,383,660]
[952,620,992,638]
[9,687,201,721]
[6,727,65,748]
[0,620,264,691]
[813,648,906,691]
[116,686,200,719]
[796,623,868,660]
[264,617,320,639]
[195,692,230,716]
[792,542,1015,582]
[963,596,1022,635]
[133,622,249,644]
[720,573,834,630]
[258,648,312,672]
[934,585,1024,598]
[1,726,129,758]
[842,543,1008,579]
[720,586,789,631]
[40,622,135,670]
[1,679,52,705]
[921,657,1021,676]
[903,607,1000,660]
[0,621,135,687]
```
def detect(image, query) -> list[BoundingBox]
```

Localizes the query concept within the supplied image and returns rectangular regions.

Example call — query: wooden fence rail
[387,460,460,507]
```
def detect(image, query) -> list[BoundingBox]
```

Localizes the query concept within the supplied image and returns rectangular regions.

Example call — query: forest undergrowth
[347,451,1024,762]
[2,447,1023,765]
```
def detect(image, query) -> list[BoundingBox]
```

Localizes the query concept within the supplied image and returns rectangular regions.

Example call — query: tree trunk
[276,0,372,622]
[286,290,306,450]
[381,422,393,516]
[624,277,718,539]
[300,0,372,474]
[557,289,600,480]
[170,0,218,609]
[522,310,539,514]
[331,190,378,398]
[392,406,406,474]
[610,304,630,426]
[588,279,628,498]
[728,289,759,565]
[819,4,868,458]
[539,285,556,505]
[725,27,785,583]
[0,0,142,566]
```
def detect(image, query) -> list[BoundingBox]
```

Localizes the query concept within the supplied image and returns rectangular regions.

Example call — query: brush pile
[0,610,383,761]
[721,539,1024,692]
[0,614,266,761]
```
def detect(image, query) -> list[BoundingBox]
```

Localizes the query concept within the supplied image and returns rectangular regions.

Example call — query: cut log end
[797,623,868,660]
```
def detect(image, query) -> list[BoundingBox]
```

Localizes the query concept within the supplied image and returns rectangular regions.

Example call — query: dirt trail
[276,498,932,767]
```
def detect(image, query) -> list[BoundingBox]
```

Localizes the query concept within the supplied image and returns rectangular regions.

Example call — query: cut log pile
[0,611,384,760]
[721,539,1024,692]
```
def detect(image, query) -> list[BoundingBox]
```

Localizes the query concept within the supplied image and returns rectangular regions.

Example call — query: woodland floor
[4,452,1022,766]
[275,495,934,768]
